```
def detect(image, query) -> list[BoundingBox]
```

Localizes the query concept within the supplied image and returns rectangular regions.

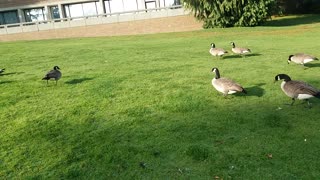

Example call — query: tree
[277,0,320,14]
[183,0,276,28]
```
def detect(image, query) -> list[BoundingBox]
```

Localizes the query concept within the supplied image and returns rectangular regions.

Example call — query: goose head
[54,66,61,70]
[230,42,235,48]
[211,67,220,79]
[211,43,215,48]
[288,55,294,64]
[274,74,291,82]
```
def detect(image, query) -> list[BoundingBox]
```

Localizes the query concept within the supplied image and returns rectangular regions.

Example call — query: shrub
[183,0,276,28]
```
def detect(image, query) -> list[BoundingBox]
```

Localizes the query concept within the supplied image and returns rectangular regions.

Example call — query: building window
[135,0,145,10]
[65,3,82,17]
[24,8,47,22]
[104,1,111,14]
[123,0,138,12]
[164,0,180,6]
[83,2,98,16]
[0,11,19,25]
[159,0,181,7]
[64,2,98,18]
[109,0,124,13]
[102,0,181,14]
[145,0,157,9]
[50,6,60,19]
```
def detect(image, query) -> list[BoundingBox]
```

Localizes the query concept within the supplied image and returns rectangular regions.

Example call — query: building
[0,0,202,42]
[0,0,181,25]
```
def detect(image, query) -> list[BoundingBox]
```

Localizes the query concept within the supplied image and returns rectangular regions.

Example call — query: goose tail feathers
[42,76,50,80]
[242,88,247,94]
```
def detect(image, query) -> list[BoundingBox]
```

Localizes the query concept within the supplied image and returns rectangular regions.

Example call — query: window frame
[0,10,20,25]
[24,7,46,22]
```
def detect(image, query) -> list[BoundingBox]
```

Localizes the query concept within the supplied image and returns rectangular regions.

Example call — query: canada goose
[42,66,62,85]
[0,68,5,74]
[211,67,247,96]
[209,43,228,58]
[274,74,320,107]
[288,53,319,66]
[230,42,251,56]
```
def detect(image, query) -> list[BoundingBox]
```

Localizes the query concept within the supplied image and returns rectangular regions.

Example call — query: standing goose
[274,74,320,107]
[211,67,247,96]
[209,43,228,58]
[288,53,319,67]
[42,66,62,85]
[0,68,5,74]
[230,42,251,56]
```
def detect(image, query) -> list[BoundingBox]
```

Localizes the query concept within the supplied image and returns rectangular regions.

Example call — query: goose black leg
[301,64,309,70]
[223,93,228,98]
[285,98,295,106]
[305,100,312,108]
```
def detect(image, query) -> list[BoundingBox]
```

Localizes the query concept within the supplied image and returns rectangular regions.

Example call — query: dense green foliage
[277,0,320,14]
[183,0,276,28]
[1,15,320,179]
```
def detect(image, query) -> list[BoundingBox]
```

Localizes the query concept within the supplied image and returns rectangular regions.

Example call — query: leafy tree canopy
[183,0,276,28]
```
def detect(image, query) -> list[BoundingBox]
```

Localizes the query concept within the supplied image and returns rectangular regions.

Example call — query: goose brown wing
[215,48,227,52]
[300,54,316,59]
[219,78,244,91]
[240,47,250,52]
[232,47,250,54]
[210,48,227,55]
[45,70,56,78]
[45,70,61,79]
[288,81,319,96]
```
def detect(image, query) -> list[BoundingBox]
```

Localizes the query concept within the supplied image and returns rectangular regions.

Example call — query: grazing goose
[211,67,247,96]
[209,43,228,58]
[274,74,320,107]
[42,66,62,85]
[0,68,5,74]
[288,53,319,66]
[230,42,251,56]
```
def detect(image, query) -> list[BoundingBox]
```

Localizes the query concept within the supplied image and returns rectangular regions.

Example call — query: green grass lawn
[1,15,320,179]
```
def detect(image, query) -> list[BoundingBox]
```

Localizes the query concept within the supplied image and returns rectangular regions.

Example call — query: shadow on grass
[233,83,266,97]
[222,53,262,60]
[65,77,94,84]
[0,80,14,84]
[304,62,320,68]
[264,14,320,27]
[0,72,24,76]
[245,83,266,97]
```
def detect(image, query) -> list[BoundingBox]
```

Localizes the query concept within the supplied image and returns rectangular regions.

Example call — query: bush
[183,0,276,28]
[277,0,320,14]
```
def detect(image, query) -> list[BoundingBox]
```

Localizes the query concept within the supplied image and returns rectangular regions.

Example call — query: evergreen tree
[277,0,320,14]
[183,0,276,28]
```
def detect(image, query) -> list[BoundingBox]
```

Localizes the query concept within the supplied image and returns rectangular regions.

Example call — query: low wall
[0,15,202,42]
